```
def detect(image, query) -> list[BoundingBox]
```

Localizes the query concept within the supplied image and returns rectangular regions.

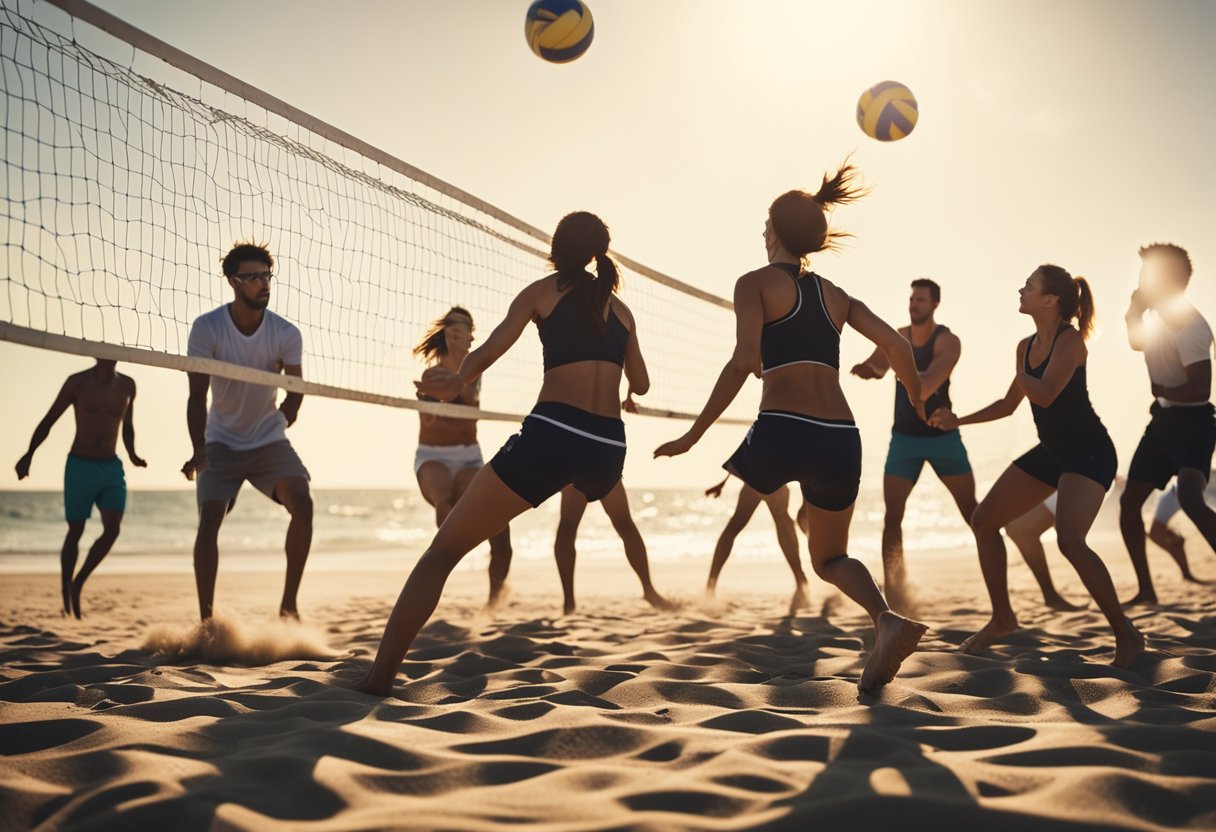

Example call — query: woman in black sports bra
[656,162,930,693]
[360,211,654,696]
[930,265,1144,668]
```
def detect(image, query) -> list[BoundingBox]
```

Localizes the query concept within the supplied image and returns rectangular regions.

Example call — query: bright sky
[3,0,1215,492]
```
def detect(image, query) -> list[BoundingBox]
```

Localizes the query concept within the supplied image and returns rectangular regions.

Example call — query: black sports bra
[760,262,840,373]
[537,284,629,372]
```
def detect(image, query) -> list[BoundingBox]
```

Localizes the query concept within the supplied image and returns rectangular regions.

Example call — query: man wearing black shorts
[1121,243,1216,605]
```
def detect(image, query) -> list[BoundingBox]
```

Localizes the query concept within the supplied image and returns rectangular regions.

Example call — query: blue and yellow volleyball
[525,0,594,64]
[856,81,919,142]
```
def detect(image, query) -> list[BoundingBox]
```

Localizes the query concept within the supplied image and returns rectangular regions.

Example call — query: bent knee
[811,554,847,581]
[970,503,1003,536]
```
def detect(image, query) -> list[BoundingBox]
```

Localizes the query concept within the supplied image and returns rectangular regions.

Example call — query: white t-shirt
[187,305,303,450]
[1143,301,1213,407]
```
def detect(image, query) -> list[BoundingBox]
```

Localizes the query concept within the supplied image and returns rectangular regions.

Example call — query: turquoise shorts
[64,454,126,522]
[884,430,972,483]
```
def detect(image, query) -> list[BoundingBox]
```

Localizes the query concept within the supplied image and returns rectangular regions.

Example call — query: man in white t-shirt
[182,242,313,621]
[1120,242,1216,605]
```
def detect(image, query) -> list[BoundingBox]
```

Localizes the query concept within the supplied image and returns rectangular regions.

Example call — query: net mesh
[0,0,750,422]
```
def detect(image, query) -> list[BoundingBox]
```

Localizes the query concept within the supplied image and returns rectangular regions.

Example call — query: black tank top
[760,262,840,373]
[1024,324,1105,450]
[537,284,629,372]
[894,325,953,437]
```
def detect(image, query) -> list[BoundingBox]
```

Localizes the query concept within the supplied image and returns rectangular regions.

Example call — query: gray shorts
[197,440,310,507]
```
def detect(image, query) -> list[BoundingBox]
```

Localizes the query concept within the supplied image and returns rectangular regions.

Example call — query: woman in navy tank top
[930,265,1144,668]
[656,162,930,693]
[361,212,656,696]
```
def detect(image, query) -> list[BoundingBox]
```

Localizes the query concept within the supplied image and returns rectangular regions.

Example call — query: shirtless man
[16,359,145,617]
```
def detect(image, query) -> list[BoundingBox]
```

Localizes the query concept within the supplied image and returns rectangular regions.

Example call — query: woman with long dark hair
[930,265,1144,667]
[656,163,929,692]
[361,211,649,695]
[411,307,512,608]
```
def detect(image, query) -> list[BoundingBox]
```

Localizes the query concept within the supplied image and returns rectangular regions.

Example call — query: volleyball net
[0,0,752,425]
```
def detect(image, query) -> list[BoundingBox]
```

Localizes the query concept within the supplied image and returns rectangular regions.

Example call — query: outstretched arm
[418,287,537,401]
[929,342,1026,430]
[16,377,77,479]
[122,380,146,467]
[849,344,891,380]
[847,299,924,420]
[655,276,762,457]
[919,330,961,401]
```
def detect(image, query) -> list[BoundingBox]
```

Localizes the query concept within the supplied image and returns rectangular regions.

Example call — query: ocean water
[0,481,1001,575]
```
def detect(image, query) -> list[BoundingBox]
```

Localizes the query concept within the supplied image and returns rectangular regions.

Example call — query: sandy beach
[2,533,1215,832]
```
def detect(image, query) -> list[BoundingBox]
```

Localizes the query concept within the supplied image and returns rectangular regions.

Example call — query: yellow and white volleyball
[856,81,919,142]
[525,0,594,64]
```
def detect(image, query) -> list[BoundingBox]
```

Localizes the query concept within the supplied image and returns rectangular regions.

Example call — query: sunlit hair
[550,211,620,332]
[910,278,941,303]
[221,241,273,277]
[1138,242,1192,285]
[769,158,868,259]
[1035,264,1095,341]
[412,306,474,363]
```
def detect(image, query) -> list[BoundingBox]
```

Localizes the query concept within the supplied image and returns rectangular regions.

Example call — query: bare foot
[483,583,510,614]
[1113,624,1146,669]
[70,577,85,620]
[357,673,393,697]
[645,591,680,613]
[859,611,929,692]
[61,580,73,617]
[279,607,301,622]
[562,600,577,616]
[959,616,1018,656]
[787,584,812,617]
[1043,593,1086,612]
[1121,591,1158,608]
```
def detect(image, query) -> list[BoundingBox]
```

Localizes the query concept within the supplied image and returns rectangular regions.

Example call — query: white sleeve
[1178,315,1214,367]
[1153,484,1181,524]
[282,321,303,367]
[186,315,213,358]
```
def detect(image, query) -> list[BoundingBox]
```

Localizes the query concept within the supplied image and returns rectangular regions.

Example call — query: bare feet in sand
[787,584,812,617]
[645,591,680,613]
[959,615,1018,656]
[1042,593,1087,612]
[859,611,928,692]
[1121,591,1158,608]
[1113,624,1146,669]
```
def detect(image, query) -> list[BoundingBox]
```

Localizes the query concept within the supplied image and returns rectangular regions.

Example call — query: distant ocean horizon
[0,482,1018,576]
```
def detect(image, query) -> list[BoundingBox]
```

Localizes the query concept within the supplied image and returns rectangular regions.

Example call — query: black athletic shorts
[1127,401,1216,490]
[490,401,625,507]
[726,410,861,511]
[1013,433,1118,491]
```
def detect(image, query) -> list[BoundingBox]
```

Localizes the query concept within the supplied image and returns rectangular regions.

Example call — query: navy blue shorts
[1013,434,1118,491]
[1127,401,1215,489]
[490,401,625,507]
[726,410,861,511]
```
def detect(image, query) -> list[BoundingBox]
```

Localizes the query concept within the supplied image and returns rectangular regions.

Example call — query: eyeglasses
[234,271,274,283]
